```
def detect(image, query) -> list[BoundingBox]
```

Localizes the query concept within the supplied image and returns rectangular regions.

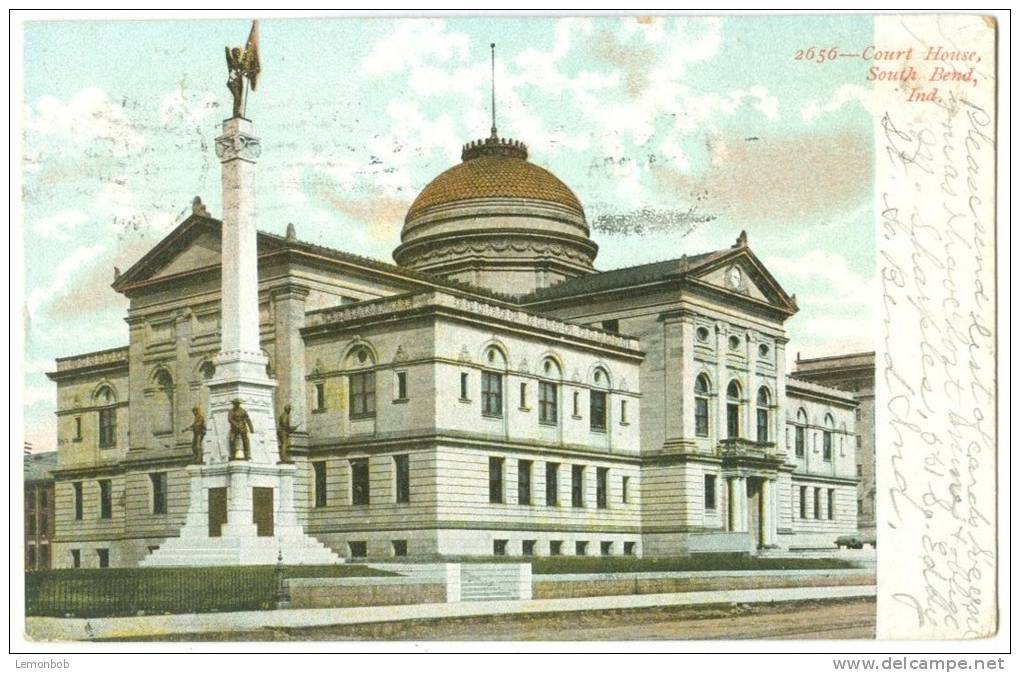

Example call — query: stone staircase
[140,533,342,567]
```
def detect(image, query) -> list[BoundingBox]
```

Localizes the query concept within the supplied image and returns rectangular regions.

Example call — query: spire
[489,43,497,138]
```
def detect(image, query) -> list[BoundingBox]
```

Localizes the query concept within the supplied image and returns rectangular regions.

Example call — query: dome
[405,139,584,222]
[394,133,598,296]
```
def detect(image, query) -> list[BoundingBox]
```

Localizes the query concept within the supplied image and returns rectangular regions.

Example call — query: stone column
[775,337,788,459]
[173,310,193,448]
[714,322,728,441]
[736,476,748,532]
[727,477,738,531]
[745,331,757,441]
[678,316,696,440]
[215,117,263,376]
[126,316,148,450]
[271,284,310,422]
[760,477,775,546]
[662,316,684,441]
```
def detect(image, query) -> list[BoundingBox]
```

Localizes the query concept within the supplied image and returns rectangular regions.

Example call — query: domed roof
[404,135,584,223]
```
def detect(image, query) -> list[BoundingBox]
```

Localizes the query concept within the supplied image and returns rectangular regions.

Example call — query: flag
[244,20,261,90]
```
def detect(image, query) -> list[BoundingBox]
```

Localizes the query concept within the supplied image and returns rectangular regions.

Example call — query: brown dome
[405,137,584,223]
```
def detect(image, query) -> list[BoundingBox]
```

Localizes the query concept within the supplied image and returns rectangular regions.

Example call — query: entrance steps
[140,533,342,567]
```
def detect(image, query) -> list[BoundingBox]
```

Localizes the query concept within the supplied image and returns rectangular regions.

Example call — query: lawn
[25,564,395,618]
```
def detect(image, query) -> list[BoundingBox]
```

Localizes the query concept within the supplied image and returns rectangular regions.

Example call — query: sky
[19,15,877,451]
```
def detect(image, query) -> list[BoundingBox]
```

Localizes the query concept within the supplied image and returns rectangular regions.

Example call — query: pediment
[687,247,797,313]
[152,229,222,280]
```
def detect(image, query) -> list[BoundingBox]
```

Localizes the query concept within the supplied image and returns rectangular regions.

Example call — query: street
[138,596,875,641]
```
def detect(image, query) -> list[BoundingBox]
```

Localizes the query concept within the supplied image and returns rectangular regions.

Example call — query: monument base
[141,462,342,567]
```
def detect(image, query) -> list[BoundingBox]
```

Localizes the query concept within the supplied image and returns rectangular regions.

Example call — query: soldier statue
[228,399,255,460]
[276,404,300,464]
[224,22,261,119]
[182,406,207,464]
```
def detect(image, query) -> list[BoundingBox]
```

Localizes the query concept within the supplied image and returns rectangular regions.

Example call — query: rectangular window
[623,541,636,556]
[855,408,861,421]
[590,391,607,431]
[72,481,82,518]
[726,403,739,439]
[394,454,410,504]
[98,408,116,448]
[348,541,367,558]
[40,544,50,569]
[538,382,558,424]
[150,472,167,515]
[70,549,81,569]
[395,372,408,400]
[97,548,110,568]
[550,540,563,556]
[519,381,527,408]
[26,505,36,535]
[795,426,805,458]
[27,545,36,568]
[601,318,619,333]
[857,499,864,515]
[622,476,630,504]
[757,408,769,443]
[522,539,536,556]
[545,462,559,506]
[823,432,833,461]
[575,541,588,556]
[572,391,580,417]
[571,465,584,508]
[460,372,469,400]
[74,416,82,440]
[518,459,532,505]
[493,539,508,556]
[313,461,328,508]
[596,467,608,509]
[813,487,821,519]
[620,400,628,424]
[704,474,717,510]
[350,459,370,505]
[600,541,613,556]
[314,383,326,411]
[482,372,503,417]
[856,464,863,477]
[827,488,835,520]
[489,457,504,504]
[857,435,862,449]
[695,398,709,437]
[99,479,112,519]
[349,372,376,418]
[799,486,807,519]
[392,540,408,557]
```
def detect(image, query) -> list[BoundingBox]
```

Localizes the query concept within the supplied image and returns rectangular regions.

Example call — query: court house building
[45,125,859,567]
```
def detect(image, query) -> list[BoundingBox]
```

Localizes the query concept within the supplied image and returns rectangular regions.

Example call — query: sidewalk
[26,584,876,641]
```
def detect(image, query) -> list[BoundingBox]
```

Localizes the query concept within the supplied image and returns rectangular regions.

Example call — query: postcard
[12,11,1001,652]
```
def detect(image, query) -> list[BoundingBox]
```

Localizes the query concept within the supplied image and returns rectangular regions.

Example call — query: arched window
[539,358,561,426]
[823,413,835,461]
[590,367,610,431]
[756,386,771,443]
[95,385,117,449]
[345,346,377,420]
[694,374,711,438]
[726,380,741,439]
[795,408,808,458]
[153,370,175,434]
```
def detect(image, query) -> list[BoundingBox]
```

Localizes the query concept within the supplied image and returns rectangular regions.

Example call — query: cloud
[26,244,105,324]
[649,130,871,225]
[802,84,877,123]
[32,210,88,240]
[24,87,146,155]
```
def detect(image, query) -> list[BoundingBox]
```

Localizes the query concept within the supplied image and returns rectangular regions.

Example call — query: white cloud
[24,87,146,155]
[33,210,88,240]
[26,244,105,323]
[361,19,471,76]
[802,84,877,123]
[159,88,219,127]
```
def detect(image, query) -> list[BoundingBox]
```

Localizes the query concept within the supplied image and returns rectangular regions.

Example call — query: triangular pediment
[686,244,798,314]
[111,215,288,294]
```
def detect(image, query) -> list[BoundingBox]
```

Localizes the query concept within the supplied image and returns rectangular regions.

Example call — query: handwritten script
[875,15,996,640]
